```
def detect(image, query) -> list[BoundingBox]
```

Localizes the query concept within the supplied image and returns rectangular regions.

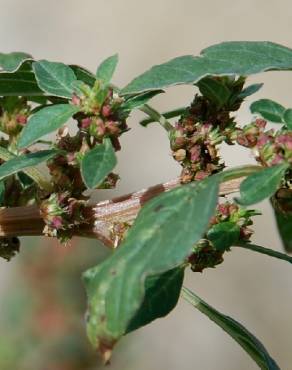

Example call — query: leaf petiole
[139,104,174,132]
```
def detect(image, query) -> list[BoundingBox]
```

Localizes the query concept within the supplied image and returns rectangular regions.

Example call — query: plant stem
[235,243,292,264]
[0,164,263,244]
[140,107,186,127]
[139,104,174,132]
[0,168,255,244]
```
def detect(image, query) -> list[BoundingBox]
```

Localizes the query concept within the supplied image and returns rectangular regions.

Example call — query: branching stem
[0,164,261,246]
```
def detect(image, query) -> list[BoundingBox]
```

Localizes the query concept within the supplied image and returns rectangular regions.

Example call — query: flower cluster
[171,95,238,183]
[40,192,87,242]
[47,129,85,194]
[72,80,128,150]
[187,239,224,273]
[210,201,257,240]
[188,202,257,272]
[0,98,36,207]
[236,118,292,167]
[0,97,30,140]
[38,83,130,240]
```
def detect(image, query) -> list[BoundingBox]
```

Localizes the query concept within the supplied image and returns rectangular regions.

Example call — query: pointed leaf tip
[122,41,292,95]
[237,163,289,206]
[182,287,280,370]
[83,175,219,358]
[0,52,32,73]
[96,54,119,85]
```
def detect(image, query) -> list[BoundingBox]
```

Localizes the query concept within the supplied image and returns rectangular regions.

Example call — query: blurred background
[1,0,292,369]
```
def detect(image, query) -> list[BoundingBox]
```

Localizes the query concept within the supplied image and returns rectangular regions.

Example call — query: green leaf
[27,95,48,104]
[17,171,35,189]
[236,243,292,264]
[122,41,292,95]
[250,99,285,123]
[273,208,292,252]
[238,83,263,99]
[0,146,52,191]
[18,104,79,148]
[197,77,231,107]
[70,65,96,87]
[33,60,77,98]
[0,70,43,96]
[126,267,184,333]
[0,96,23,113]
[96,54,119,85]
[83,175,219,360]
[283,108,292,129]
[122,90,164,111]
[0,52,32,73]
[81,139,117,189]
[0,150,59,181]
[182,287,280,370]
[71,80,88,96]
[207,222,240,251]
[237,163,289,206]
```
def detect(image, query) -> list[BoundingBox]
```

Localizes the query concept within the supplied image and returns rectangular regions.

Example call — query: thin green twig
[235,242,292,264]
[140,107,186,127]
[139,104,174,132]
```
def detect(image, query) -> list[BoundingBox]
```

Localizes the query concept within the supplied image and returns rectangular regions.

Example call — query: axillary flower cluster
[168,76,292,271]
[170,77,245,183]
[0,78,129,249]
[41,81,129,241]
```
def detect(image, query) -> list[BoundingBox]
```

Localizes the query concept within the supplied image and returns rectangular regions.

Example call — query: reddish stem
[0,177,243,247]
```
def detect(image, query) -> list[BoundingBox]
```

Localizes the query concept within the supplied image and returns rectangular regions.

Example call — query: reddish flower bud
[255,118,267,129]
[66,152,76,165]
[51,216,64,229]
[172,136,186,149]
[173,149,186,162]
[106,121,120,135]
[270,153,284,165]
[236,134,250,147]
[102,105,112,117]
[194,170,209,181]
[80,117,92,129]
[217,203,230,217]
[96,118,106,136]
[16,114,27,125]
[190,145,201,162]
[201,123,212,133]
[276,134,292,150]
[71,94,81,106]
[257,133,270,147]
[174,122,185,134]
[240,227,253,240]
